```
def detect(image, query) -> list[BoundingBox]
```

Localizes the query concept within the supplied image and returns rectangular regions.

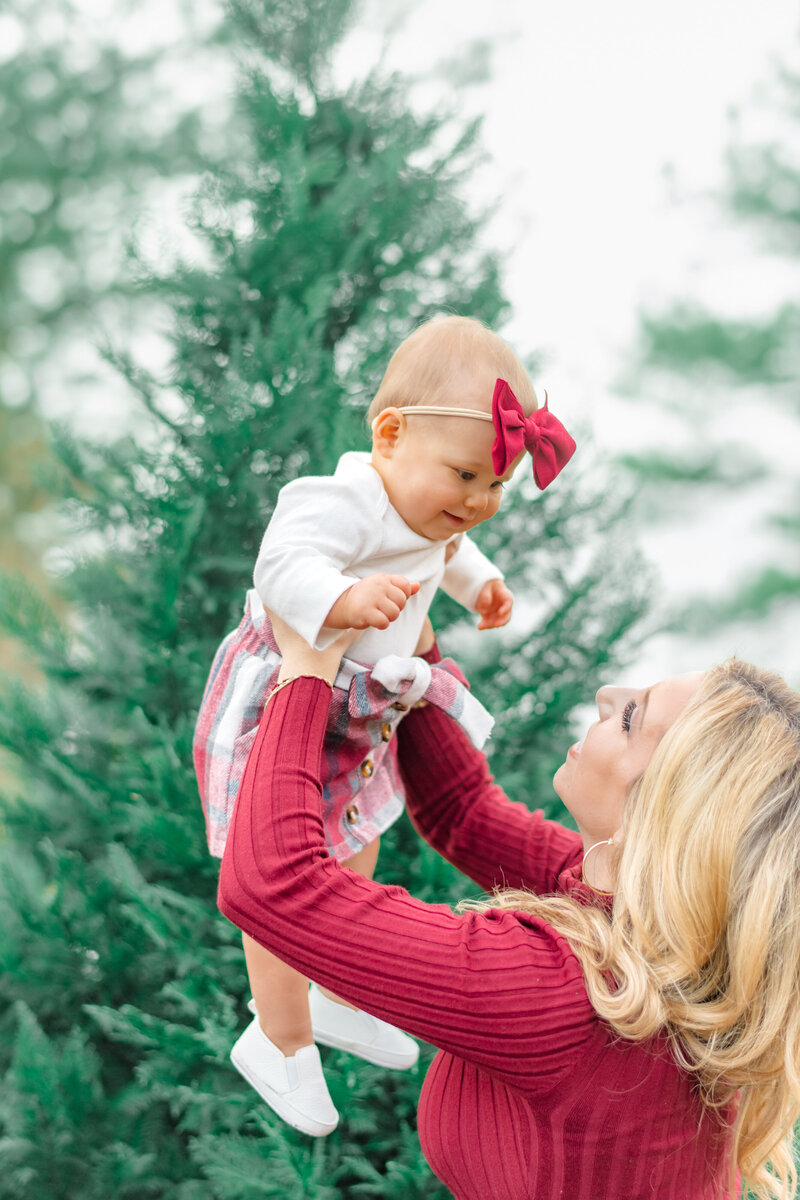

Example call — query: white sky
[346,0,798,378]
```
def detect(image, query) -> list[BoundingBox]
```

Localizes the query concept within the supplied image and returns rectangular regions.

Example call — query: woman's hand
[268,610,359,687]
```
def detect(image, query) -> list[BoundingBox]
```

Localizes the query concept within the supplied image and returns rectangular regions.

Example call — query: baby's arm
[255,471,419,646]
[442,534,513,630]
[325,574,420,630]
[474,577,514,629]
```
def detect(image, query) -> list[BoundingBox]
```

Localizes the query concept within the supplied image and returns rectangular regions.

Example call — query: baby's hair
[366,315,538,424]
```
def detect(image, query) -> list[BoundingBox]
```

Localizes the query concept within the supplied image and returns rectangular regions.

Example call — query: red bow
[491,379,576,489]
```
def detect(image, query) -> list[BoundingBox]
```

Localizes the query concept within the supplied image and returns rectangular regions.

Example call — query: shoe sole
[230,1045,339,1137]
[311,1030,418,1071]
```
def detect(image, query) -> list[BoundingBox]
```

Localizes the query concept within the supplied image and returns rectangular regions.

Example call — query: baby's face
[374,411,523,541]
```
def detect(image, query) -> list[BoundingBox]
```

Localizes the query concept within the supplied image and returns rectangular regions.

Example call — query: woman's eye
[621,699,636,732]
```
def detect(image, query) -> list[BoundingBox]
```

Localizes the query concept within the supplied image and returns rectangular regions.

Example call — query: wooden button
[381,723,392,742]
[360,760,374,778]
[345,805,359,824]
[391,701,408,711]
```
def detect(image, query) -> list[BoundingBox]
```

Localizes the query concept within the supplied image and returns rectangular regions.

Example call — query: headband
[395,406,493,422]
[380,380,576,490]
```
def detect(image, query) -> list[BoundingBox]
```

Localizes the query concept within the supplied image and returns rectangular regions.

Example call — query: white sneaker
[308,983,419,1070]
[231,1007,339,1137]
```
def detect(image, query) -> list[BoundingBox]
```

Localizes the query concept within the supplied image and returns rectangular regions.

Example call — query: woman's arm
[400,643,582,897]
[217,674,594,1097]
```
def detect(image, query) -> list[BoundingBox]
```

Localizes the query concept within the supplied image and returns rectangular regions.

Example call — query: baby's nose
[465,489,490,511]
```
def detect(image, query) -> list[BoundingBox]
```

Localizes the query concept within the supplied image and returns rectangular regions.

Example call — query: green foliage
[626,47,800,641]
[675,567,800,633]
[0,0,218,373]
[0,0,227,677]
[639,304,798,385]
[0,1,648,1195]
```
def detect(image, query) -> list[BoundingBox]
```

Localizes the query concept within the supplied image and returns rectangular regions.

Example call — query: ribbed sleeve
[218,677,595,1095]
[397,702,582,897]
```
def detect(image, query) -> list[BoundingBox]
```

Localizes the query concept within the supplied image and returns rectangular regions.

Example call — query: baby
[193,315,575,1137]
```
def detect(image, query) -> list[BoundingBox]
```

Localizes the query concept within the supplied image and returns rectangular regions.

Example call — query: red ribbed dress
[217,672,739,1200]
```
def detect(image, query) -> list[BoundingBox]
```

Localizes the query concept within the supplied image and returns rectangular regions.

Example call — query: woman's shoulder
[556,858,615,915]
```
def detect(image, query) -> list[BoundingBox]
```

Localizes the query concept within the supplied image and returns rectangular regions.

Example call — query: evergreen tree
[0,0,223,677]
[621,43,800,666]
[0,0,218,368]
[0,2,648,1196]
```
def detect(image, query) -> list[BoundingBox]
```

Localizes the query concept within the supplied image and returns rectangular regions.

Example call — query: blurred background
[1,1,798,1195]
[3,0,799,687]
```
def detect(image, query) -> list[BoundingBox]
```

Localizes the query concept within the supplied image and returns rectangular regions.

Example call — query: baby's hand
[475,578,513,630]
[325,574,421,631]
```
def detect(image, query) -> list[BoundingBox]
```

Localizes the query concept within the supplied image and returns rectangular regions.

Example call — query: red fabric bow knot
[491,379,576,489]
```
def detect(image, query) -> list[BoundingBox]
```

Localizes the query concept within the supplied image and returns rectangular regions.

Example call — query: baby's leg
[345,836,381,877]
[241,839,380,1046]
[238,936,339,1137]
[307,834,418,1070]
[318,837,380,1010]
[242,934,313,1055]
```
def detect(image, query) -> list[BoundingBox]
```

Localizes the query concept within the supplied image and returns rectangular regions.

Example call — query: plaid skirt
[193,590,493,862]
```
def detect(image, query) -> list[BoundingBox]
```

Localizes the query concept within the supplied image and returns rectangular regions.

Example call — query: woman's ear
[371,408,406,458]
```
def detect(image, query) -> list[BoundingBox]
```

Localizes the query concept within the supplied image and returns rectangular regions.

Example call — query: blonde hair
[469,659,800,1199]
[366,315,538,423]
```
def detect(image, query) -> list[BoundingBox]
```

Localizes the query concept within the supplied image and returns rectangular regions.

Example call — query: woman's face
[553,673,705,847]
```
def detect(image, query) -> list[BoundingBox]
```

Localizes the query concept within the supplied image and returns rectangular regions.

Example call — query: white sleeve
[440,533,503,611]
[253,472,384,650]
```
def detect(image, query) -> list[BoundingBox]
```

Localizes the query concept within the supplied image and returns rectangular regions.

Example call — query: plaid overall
[193,590,493,861]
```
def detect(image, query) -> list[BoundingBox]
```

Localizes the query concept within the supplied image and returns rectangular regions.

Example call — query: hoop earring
[581,838,616,895]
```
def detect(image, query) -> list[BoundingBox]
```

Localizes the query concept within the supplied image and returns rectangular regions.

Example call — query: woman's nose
[596,685,624,719]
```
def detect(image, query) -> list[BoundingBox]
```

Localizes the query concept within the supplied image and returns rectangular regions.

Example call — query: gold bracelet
[267,673,334,703]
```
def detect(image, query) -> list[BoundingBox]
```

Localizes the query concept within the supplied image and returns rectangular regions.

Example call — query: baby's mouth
[443,511,465,525]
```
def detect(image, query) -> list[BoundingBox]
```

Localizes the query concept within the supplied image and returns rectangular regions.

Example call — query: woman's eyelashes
[621,699,637,733]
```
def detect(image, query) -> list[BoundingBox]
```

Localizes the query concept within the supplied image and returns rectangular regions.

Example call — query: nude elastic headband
[371,406,492,430]
[397,406,492,421]
[373,381,577,490]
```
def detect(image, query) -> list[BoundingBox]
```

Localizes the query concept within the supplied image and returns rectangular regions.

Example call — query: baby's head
[368,316,537,541]
[367,315,538,425]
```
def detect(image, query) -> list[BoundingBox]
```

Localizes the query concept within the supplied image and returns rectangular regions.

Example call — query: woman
[217,615,800,1200]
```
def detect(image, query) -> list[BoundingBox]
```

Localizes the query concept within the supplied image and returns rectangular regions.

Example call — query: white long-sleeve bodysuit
[253,451,502,661]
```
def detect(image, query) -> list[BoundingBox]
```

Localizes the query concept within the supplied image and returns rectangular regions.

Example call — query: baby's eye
[455,469,475,481]
[490,480,504,490]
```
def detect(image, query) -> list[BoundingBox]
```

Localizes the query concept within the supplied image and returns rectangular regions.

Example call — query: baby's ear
[371,407,406,456]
